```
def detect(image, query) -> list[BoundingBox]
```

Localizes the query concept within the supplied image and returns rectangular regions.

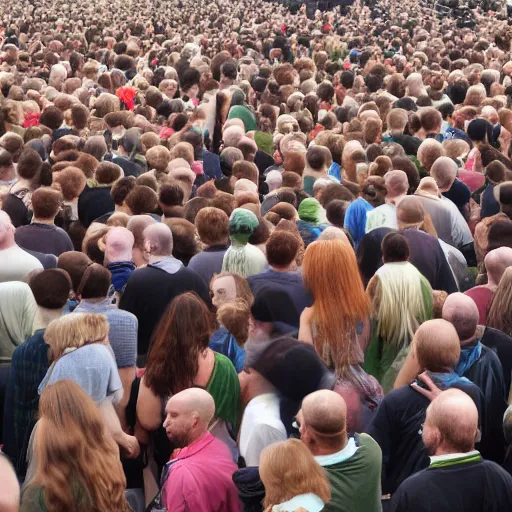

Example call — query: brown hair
[53,167,87,201]
[195,207,229,246]
[209,191,237,217]
[216,299,250,347]
[266,230,300,268]
[31,187,62,219]
[125,186,158,215]
[232,161,259,184]
[487,267,512,336]
[144,293,216,397]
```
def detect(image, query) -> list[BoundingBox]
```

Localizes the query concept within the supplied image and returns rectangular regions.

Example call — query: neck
[460,334,478,347]
[32,217,55,225]
[434,444,473,456]
[34,306,64,330]
[385,195,404,206]
[242,379,277,407]
[148,253,172,264]
[16,178,33,190]
[270,262,297,273]
[80,297,107,304]
[310,434,349,456]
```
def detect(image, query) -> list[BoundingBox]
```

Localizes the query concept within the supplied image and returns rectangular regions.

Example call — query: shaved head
[423,389,479,455]
[167,388,216,425]
[430,156,458,191]
[317,227,350,244]
[105,226,135,263]
[143,223,173,257]
[0,455,19,512]
[442,292,479,342]
[485,247,512,287]
[414,319,461,372]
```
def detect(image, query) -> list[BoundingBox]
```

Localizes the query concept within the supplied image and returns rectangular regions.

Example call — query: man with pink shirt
[161,388,241,512]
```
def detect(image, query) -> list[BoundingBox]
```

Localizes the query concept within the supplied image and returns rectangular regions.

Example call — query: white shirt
[239,393,287,466]
[0,245,43,283]
[365,203,398,233]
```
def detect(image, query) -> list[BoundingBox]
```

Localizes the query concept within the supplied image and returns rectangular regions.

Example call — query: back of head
[266,230,300,268]
[105,227,134,263]
[0,210,15,248]
[384,170,408,199]
[484,247,512,285]
[127,214,158,250]
[125,185,158,215]
[195,207,229,247]
[430,156,458,191]
[78,263,111,299]
[414,319,461,372]
[143,222,173,257]
[31,187,62,220]
[382,232,410,263]
[417,139,443,171]
[29,269,72,310]
[442,292,479,342]
[306,144,331,171]
[57,251,92,293]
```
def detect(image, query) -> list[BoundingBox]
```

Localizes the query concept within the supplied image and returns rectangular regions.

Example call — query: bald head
[318,227,350,244]
[442,293,479,342]
[485,247,512,287]
[167,388,216,426]
[0,210,15,249]
[430,156,458,192]
[105,227,135,263]
[0,455,19,512]
[143,223,173,258]
[384,170,409,199]
[423,389,479,455]
[414,319,461,373]
[302,390,347,434]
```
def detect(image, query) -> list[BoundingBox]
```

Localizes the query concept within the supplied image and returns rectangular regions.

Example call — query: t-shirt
[15,223,74,257]
[365,203,397,233]
[188,245,228,287]
[320,433,382,512]
[39,343,122,404]
[239,393,287,467]
[465,286,494,325]
[0,245,43,283]
[442,178,471,213]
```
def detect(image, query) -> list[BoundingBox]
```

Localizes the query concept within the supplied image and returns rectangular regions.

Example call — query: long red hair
[28,380,130,512]
[303,239,370,372]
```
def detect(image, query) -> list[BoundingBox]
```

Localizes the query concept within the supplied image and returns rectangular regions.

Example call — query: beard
[167,431,189,449]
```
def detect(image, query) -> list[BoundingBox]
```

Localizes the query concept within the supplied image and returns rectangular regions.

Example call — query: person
[0,211,42,282]
[104,226,136,296]
[364,233,433,392]
[259,438,331,512]
[296,197,329,247]
[2,269,71,479]
[365,171,408,233]
[297,390,382,512]
[158,388,241,512]
[119,223,209,361]
[126,214,157,268]
[14,187,73,257]
[247,230,312,326]
[487,267,512,338]
[367,319,484,498]
[465,247,512,325]
[137,293,239,470]
[188,206,230,286]
[0,454,19,512]
[21,380,131,511]
[390,389,512,512]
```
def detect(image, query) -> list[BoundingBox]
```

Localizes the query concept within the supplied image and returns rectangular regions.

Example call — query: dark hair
[249,218,271,246]
[111,176,136,206]
[80,264,111,299]
[306,145,329,171]
[125,185,158,215]
[17,148,43,179]
[39,106,64,131]
[145,292,216,396]
[57,251,92,292]
[159,181,185,209]
[382,232,410,262]
[326,199,349,228]
[165,217,198,265]
[31,187,62,219]
[96,162,121,184]
[29,269,72,309]
[266,230,300,267]
[318,183,353,208]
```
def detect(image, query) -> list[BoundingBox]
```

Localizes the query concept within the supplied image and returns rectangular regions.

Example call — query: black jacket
[78,186,115,228]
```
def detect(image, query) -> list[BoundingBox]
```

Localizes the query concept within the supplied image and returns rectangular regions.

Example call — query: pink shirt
[162,432,241,512]
[465,286,495,325]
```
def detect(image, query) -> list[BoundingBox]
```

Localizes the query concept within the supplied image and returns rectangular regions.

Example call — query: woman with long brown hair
[21,380,130,512]
[136,292,240,469]
[487,267,512,337]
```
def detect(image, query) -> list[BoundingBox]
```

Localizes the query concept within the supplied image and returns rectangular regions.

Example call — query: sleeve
[243,424,287,467]
[435,243,458,294]
[389,485,409,512]
[116,315,138,368]
[106,346,123,398]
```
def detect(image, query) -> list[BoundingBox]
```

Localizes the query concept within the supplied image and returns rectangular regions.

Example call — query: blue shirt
[344,197,374,247]
[209,327,245,373]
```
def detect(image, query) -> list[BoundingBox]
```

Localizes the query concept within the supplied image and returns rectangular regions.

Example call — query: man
[465,247,512,324]
[442,293,507,463]
[119,223,209,361]
[298,390,382,512]
[367,319,483,497]
[238,352,287,466]
[188,207,230,287]
[0,211,42,282]
[390,389,512,512]
[365,170,408,233]
[104,226,136,296]
[160,388,241,511]
[126,214,158,268]
[15,187,73,257]
[248,230,312,326]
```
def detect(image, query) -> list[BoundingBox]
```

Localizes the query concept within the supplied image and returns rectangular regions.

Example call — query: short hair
[232,161,259,184]
[125,185,158,215]
[146,145,171,172]
[249,218,271,246]
[282,171,302,188]
[159,181,184,210]
[111,177,136,206]
[382,232,410,262]
[39,105,64,130]
[326,199,349,228]
[70,104,89,130]
[363,117,383,145]
[183,197,209,224]
[82,227,109,265]
[17,148,42,179]
[127,214,157,249]
[143,223,173,256]
[163,217,197,265]
[266,230,300,267]
[209,191,237,217]
[29,268,72,309]
[78,263,111,299]
[195,207,229,246]
[106,212,130,227]
[217,299,250,347]
[31,187,62,219]
[95,162,122,185]
[57,251,92,292]
[318,183,353,208]
[53,167,87,201]
[306,145,330,171]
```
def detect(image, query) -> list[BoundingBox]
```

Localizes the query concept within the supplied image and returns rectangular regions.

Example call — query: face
[163,400,194,448]
[211,275,237,308]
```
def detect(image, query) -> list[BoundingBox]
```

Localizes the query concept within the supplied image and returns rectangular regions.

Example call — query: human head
[52,166,87,201]
[211,272,253,309]
[143,223,173,259]
[384,170,409,201]
[17,147,43,180]
[194,207,229,247]
[442,293,479,343]
[29,269,72,310]
[232,160,259,185]
[0,210,16,249]
[486,267,512,336]
[382,232,410,263]
[422,389,479,456]
[111,177,136,208]
[414,319,461,373]
[31,187,62,221]
[430,156,458,192]
[104,226,134,264]
[266,230,300,270]
[484,247,512,287]
[306,144,331,172]
[259,439,331,509]
[125,185,158,215]
[417,139,443,173]
[298,390,347,455]
[163,218,197,265]
[127,215,158,267]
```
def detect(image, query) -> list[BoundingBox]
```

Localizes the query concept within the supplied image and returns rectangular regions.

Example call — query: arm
[136,376,164,432]
[115,366,136,431]
[298,307,314,345]
[393,342,421,389]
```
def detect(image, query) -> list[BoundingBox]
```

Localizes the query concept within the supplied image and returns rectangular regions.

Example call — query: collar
[204,244,229,252]
[170,432,214,461]
[274,493,324,512]
[77,298,111,310]
[315,437,358,467]
[429,450,481,469]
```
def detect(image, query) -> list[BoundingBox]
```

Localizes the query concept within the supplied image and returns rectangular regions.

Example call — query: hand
[410,372,442,402]
[121,434,140,459]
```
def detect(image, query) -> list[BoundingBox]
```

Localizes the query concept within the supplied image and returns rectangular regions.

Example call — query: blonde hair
[259,439,331,509]
[372,262,433,347]
[44,313,109,359]
[302,240,370,373]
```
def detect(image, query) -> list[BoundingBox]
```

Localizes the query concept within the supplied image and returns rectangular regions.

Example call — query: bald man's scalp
[485,247,512,285]
[143,222,173,257]
[169,387,216,426]
[442,292,479,342]
[302,390,347,434]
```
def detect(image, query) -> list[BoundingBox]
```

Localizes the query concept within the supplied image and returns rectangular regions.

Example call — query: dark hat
[393,97,418,112]
[250,336,335,402]
[467,118,493,143]
[251,288,300,328]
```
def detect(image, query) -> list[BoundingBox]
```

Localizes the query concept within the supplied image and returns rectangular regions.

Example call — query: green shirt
[320,433,382,512]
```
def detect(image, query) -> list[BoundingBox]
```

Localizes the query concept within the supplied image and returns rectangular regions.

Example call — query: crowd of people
[2,0,512,510]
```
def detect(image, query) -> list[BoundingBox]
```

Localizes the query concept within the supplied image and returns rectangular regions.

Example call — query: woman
[364,232,433,392]
[137,292,240,468]
[259,439,331,512]
[21,380,130,512]
[487,267,512,337]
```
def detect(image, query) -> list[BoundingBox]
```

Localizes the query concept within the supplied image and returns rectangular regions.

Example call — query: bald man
[0,455,19,512]
[465,247,512,324]
[390,390,512,512]
[105,226,136,294]
[367,319,483,497]
[443,293,507,464]
[119,222,209,360]
[160,389,241,512]
[298,390,382,512]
